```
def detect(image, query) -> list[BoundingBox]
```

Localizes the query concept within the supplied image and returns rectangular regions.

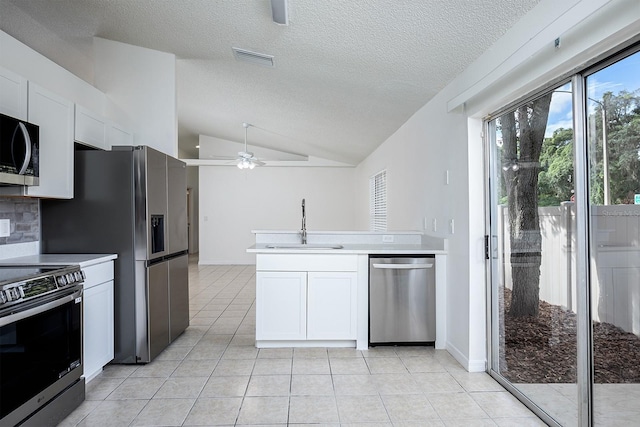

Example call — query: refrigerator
[41,145,189,363]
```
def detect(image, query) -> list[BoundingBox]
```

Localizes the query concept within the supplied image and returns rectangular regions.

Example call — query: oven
[0,265,85,427]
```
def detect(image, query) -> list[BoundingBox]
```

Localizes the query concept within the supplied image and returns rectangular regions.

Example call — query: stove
[0,265,85,312]
[0,264,86,427]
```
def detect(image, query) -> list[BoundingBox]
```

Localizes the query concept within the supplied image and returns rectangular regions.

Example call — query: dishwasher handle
[372,263,433,270]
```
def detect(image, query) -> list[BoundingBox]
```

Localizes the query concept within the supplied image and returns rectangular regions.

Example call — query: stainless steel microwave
[0,113,39,185]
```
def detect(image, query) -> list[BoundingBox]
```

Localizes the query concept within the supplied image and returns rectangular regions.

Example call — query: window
[369,170,387,231]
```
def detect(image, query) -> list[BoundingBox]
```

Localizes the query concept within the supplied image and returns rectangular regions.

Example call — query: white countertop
[247,244,446,255]
[249,230,447,255]
[0,254,118,268]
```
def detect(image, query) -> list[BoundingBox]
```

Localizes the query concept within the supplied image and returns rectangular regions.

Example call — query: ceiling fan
[237,122,265,169]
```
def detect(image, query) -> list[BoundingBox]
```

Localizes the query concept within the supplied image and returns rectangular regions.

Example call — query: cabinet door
[107,121,133,148]
[83,280,115,381]
[256,271,307,340]
[0,66,28,119]
[27,82,74,198]
[75,104,107,150]
[307,272,358,340]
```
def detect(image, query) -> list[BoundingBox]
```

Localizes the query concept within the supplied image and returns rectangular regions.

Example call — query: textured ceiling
[0,0,540,164]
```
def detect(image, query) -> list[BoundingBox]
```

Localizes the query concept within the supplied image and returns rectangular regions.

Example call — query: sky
[545,50,640,137]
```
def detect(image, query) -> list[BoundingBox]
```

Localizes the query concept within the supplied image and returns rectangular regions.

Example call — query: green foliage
[538,128,574,206]
[535,89,640,206]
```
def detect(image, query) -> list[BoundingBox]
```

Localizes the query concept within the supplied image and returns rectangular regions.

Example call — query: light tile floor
[60,261,545,426]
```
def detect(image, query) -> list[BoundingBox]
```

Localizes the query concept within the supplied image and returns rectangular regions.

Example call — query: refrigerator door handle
[372,263,433,270]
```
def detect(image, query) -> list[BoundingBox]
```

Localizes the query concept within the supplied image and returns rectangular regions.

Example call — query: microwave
[0,113,39,186]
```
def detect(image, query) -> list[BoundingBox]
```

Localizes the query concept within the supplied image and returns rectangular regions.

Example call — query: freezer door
[169,254,189,341]
[167,155,188,253]
[135,146,168,260]
[369,257,436,344]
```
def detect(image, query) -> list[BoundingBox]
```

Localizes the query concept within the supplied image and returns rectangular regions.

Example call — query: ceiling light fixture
[271,0,289,25]
[237,123,265,170]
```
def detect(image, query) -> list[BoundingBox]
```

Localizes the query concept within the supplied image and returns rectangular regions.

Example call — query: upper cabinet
[0,66,28,120]
[26,82,74,199]
[0,65,134,198]
[75,105,134,150]
[106,121,133,148]
[74,104,107,150]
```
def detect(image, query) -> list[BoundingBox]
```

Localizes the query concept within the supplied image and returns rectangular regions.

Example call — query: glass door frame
[485,40,640,427]
[483,76,590,427]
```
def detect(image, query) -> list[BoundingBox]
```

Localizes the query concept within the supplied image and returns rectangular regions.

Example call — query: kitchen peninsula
[248,231,447,350]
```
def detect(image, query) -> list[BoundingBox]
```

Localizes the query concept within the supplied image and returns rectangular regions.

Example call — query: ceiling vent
[232,47,275,68]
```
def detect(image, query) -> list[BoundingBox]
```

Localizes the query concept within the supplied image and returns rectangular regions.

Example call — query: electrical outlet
[423,217,428,231]
[449,219,455,234]
[432,218,437,232]
[0,219,10,237]
[382,235,394,243]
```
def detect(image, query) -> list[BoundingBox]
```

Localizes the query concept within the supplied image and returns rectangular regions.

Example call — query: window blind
[369,170,387,231]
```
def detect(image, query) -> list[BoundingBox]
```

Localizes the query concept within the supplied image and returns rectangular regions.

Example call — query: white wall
[0,31,105,113]
[199,166,356,264]
[93,37,178,157]
[354,0,640,371]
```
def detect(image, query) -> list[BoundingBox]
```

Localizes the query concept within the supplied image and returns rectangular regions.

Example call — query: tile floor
[60,261,545,426]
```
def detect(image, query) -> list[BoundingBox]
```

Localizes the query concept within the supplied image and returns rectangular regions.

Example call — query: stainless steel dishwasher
[369,255,435,345]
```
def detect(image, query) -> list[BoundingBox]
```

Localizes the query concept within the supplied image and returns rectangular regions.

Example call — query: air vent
[232,48,275,68]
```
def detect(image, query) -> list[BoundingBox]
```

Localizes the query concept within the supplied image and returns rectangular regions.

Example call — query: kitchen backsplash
[0,197,39,245]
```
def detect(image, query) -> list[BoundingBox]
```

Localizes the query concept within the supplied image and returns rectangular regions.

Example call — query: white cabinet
[75,105,134,150]
[82,261,115,382]
[75,104,107,150]
[255,254,358,344]
[307,272,357,340]
[107,121,134,147]
[0,66,28,119]
[256,271,307,340]
[26,82,74,198]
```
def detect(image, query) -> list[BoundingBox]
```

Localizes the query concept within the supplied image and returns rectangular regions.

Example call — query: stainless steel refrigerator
[41,145,189,363]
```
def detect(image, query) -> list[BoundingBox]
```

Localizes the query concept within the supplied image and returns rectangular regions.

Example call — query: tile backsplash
[0,197,39,245]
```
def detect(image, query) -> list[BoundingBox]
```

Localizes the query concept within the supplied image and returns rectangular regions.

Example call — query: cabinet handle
[372,263,433,269]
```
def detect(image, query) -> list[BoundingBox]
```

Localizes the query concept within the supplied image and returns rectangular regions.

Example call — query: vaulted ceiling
[1,0,540,164]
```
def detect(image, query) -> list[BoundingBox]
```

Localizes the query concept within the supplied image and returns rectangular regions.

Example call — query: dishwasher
[369,255,435,345]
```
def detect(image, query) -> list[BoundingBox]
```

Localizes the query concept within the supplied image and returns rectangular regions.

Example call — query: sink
[265,244,344,250]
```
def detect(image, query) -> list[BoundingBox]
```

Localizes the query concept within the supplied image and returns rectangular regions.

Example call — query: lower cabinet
[307,272,357,340]
[256,269,357,341]
[82,261,115,381]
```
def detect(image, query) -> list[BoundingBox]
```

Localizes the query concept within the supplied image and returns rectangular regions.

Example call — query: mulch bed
[501,288,640,383]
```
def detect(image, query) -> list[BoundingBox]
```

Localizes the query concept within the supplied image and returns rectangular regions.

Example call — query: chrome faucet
[301,198,307,244]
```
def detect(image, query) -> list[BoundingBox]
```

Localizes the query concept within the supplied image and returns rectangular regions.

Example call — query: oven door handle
[0,288,82,327]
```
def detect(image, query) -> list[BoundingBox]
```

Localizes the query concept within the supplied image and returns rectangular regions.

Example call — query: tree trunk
[501,94,553,317]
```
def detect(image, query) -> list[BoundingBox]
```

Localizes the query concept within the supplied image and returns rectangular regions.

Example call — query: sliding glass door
[585,49,640,426]
[487,83,578,426]
[488,45,640,426]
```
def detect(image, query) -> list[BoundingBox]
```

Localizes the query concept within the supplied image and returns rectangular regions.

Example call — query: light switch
[0,219,10,237]
[382,235,394,243]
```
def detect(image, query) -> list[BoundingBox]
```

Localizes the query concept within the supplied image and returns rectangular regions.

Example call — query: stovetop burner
[0,265,85,308]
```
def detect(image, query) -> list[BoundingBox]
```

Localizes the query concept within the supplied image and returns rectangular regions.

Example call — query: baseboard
[446,340,486,372]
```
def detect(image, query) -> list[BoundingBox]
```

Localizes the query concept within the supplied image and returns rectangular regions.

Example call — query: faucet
[301,198,307,244]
